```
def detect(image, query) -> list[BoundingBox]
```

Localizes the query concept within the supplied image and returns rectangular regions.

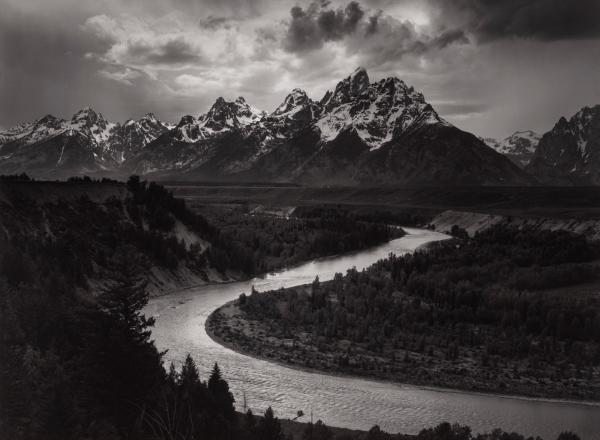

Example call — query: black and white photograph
[1,0,600,439]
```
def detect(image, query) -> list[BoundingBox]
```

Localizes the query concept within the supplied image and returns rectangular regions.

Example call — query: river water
[145,228,600,439]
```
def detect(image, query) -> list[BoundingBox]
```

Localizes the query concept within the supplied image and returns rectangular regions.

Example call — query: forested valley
[214,226,600,400]
[200,204,402,276]
[0,175,589,439]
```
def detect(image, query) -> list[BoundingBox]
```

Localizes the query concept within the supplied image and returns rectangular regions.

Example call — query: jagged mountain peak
[527,104,600,184]
[71,106,105,124]
[322,67,371,112]
[374,76,423,102]
[349,67,370,93]
[569,105,600,127]
[142,112,159,122]
[316,68,446,150]
[2,68,531,186]
[271,88,314,118]
[554,116,570,131]
[177,115,198,127]
[201,96,264,131]
[38,114,60,123]
[546,106,600,143]
[36,114,64,127]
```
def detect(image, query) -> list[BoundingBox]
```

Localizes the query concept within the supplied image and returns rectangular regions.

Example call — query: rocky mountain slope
[0,108,171,179]
[527,105,600,185]
[1,68,531,185]
[482,130,540,167]
[128,68,531,185]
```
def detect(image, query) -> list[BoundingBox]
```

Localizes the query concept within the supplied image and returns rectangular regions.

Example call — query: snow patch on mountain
[0,108,171,166]
[315,69,447,150]
[482,130,540,167]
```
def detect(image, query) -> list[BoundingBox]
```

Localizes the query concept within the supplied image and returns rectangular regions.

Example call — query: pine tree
[208,362,223,389]
[179,354,200,392]
[208,362,235,420]
[257,407,284,440]
[245,408,256,428]
[303,420,332,440]
[557,432,581,440]
[99,248,154,342]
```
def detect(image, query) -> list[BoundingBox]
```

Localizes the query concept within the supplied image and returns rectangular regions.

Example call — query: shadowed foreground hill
[0,176,236,295]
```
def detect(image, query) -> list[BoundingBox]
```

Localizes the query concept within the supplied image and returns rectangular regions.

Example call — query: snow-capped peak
[482,130,540,167]
[316,68,446,150]
[142,112,159,123]
[199,96,265,132]
[271,89,314,118]
[349,67,369,94]
[321,67,370,113]
[561,105,600,155]
[71,107,105,125]
[67,107,117,150]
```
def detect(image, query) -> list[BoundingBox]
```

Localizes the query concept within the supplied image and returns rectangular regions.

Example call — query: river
[144,227,600,440]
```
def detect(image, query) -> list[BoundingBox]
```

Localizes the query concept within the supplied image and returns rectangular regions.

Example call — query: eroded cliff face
[430,209,600,240]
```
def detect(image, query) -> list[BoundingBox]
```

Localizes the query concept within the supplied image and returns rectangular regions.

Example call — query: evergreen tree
[179,354,201,395]
[557,432,581,440]
[245,408,256,430]
[99,247,154,342]
[303,420,333,440]
[208,362,236,420]
[256,407,284,440]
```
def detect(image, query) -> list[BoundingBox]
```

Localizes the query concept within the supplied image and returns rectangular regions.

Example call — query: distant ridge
[0,68,531,186]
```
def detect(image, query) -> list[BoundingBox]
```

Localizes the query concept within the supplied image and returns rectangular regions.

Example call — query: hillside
[0,177,232,296]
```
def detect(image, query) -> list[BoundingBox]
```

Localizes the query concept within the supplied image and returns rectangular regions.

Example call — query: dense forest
[216,226,600,399]
[194,204,402,275]
[0,175,399,291]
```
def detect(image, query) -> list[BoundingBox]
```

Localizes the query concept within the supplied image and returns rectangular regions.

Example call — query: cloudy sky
[1,0,599,138]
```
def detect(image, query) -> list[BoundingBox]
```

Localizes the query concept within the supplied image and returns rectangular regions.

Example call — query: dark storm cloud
[2,0,600,139]
[199,16,234,30]
[125,37,203,65]
[431,0,600,42]
[431,29,469,50]
[365,11,380,36]
[0,2,181,126]
[183,0,267,18]
[284,1,366,52]
[283,0,468,59]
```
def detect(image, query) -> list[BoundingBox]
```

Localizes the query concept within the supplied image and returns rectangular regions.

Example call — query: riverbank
[149,228,600,439]
[206,286,600,403]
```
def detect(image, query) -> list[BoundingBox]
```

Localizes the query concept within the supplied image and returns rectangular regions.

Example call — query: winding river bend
[145,228,600,440]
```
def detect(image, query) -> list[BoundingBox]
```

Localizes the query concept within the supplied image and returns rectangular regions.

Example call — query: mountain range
[481,131,541,168]
[0,109,172,178]
[1,68,598,186]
